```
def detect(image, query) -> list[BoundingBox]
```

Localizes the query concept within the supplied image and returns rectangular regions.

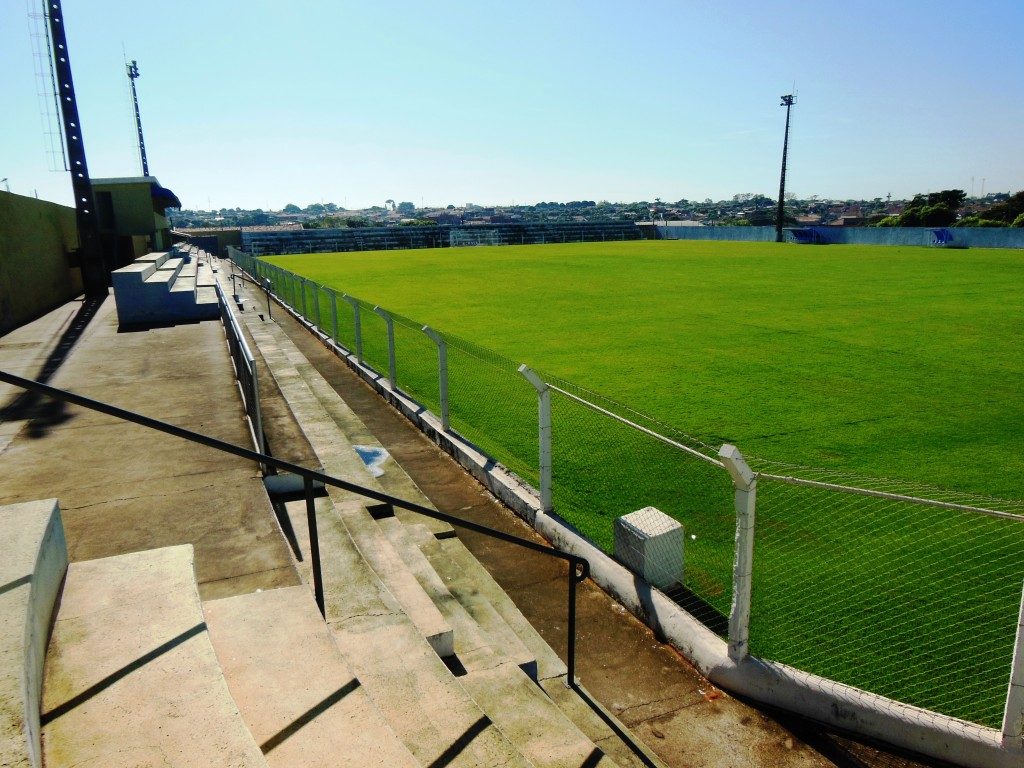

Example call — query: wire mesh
[750,474,1024,728]
[443,336,539,487]
[549,384,735,631]
[388,312,442,411]
[234,252,1024,730]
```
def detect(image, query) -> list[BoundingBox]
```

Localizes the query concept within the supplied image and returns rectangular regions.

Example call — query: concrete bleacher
[243,221,642,255]
[0,259,660,768]
[229,274,653,768]
[111,244,219,325]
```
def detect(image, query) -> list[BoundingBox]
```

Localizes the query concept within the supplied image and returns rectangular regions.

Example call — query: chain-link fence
[748,464,1024,729]
[227,248,1024,736]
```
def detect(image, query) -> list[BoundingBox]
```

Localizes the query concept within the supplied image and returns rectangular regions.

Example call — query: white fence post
[373,306,397,388]
[342,295,363,363]
[1002,582,1024,747]
[330,291,339,342]
[422,326,449,431]
[518,364,552,513]
[719,443,757,662]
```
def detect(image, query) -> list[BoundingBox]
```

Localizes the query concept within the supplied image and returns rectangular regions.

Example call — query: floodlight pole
[126,59,149,176]
[776,94,795,243]
[45,0,107,296]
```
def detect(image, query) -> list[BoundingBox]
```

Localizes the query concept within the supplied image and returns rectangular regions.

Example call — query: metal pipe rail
[0,368,590,687]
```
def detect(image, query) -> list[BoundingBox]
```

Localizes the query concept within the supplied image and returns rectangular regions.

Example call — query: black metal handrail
[0,368,589,686]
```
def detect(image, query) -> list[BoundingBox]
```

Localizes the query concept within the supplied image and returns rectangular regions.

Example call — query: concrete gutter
[265,279,1023,768]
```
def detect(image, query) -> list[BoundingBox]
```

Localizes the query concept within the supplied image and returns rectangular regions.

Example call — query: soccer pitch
[268,240,1023,500]
[264,239,1024,727]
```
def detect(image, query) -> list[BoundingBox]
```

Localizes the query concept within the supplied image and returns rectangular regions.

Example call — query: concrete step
[420,530,568,682]
[382,517,536,679]
[305,488,531,768]
[41,545,267,768]
[391,525,617,768]
[158,256,185,277]
[234,310,454,658]
[196,285,219,305]
[0,499,67,768]
[144,266,180,290]
[463,663,619,768]
[331,614,533,768]
[203,585,419,768]
[406,524,539,676]
[277,334,452,538]
[170,274,197,294]
[111,260,158,289]
[136,251,170,268]
[330,497,454,658]
[416,531,660,768]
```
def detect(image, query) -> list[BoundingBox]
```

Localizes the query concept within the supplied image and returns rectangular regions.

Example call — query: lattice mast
[775,94,795,243]
[43,0,107,296]
[126,59,149,176]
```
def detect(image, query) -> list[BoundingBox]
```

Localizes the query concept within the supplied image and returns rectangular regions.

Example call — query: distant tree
[953,216,1008,228]
[891,190,964,227]
[305,203,326,214]
[1013,213,1024,227]
[283,203,301,214]
[919,203,955,227]
[874,215,900,227]
[973,191,1024,224]
[345,217,371,228]
[397,201,415,214]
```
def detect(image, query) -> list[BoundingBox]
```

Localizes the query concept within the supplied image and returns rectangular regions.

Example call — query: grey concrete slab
[0,296,299,602]
[42,545,267,768]
[204,585,419,768]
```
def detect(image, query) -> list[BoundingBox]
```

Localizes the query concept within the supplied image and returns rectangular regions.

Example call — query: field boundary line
[759,473,1024,521]
[547,384,724,468]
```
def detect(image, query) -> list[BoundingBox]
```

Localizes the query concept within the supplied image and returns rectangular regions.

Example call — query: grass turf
[263,240,1024,726]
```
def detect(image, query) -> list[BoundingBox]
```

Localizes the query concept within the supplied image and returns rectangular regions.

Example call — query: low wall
[0,193,81,335]
[655,224,1024,248]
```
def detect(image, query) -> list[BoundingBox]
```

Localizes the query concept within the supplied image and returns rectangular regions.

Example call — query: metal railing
[0,368,590,689]
[215,281,263,456]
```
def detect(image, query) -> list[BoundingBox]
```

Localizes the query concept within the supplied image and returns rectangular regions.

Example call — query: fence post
[517,364,552,513]
[300,279,309,318]
[422,326,449,431]
[330,291,339,342]
[373,306,397,388]
[1002,582,1024,747]
[311,283,321,330]
[719,443,757,662]
[342,295,363,362]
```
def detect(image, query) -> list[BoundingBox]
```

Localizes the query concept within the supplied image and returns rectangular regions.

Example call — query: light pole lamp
[776,94,795,243]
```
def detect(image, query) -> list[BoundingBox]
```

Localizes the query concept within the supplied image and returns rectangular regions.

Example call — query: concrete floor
[241,282,945,768]
[0,294,299,600]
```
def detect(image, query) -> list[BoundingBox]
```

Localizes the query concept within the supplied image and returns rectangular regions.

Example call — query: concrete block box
[614,506,684,589]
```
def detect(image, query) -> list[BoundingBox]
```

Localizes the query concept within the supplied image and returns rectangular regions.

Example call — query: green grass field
[262,240,1024,727]
[268,240,1023,497]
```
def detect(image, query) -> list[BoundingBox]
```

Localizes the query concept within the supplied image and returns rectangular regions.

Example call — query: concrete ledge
[0,498,67,768]
[267,285,1024,768]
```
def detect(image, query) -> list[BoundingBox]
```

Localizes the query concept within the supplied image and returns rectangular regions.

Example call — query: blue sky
[2,0,1022,210]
